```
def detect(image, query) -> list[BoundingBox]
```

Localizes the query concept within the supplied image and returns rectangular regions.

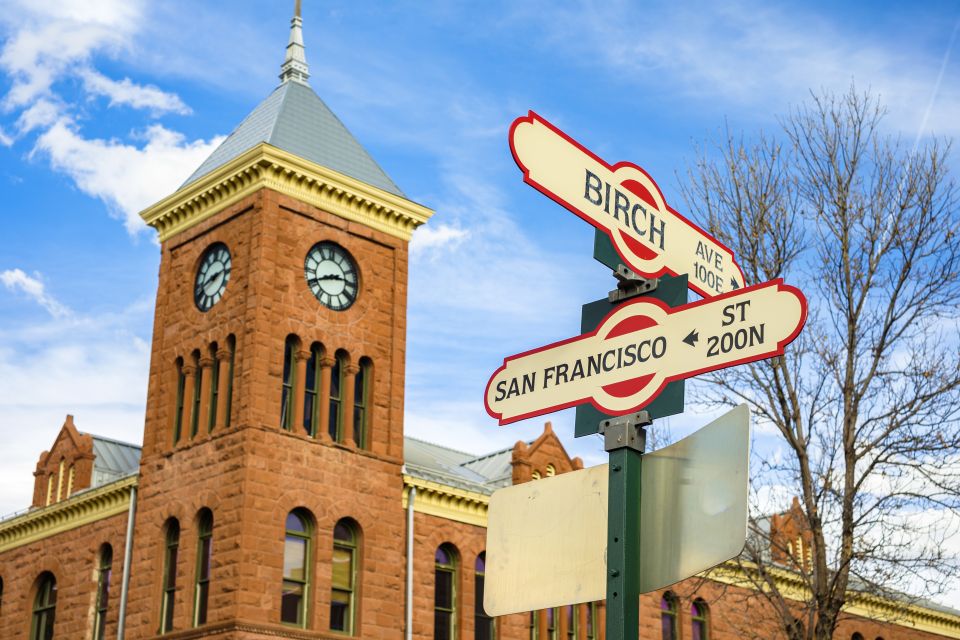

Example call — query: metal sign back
[484,404,751,616]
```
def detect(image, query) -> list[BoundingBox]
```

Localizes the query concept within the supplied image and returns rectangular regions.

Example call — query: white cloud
[410,223,470,258]
[0,269,71,318]
[79,68,191,115]
[33,121,224,234]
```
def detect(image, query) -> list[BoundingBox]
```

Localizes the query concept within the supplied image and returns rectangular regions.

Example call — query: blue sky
[1,0,959,605]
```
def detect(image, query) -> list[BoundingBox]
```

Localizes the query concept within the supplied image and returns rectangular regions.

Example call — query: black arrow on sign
[731,277,740,290]
[683,329,699,347]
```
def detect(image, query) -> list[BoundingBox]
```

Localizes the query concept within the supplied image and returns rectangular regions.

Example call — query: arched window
[528,611,539,640]
[546,464,556,477]
[691,599,709,640]
[207,342,219,433]
[173,357,185,443]
[66,464,75,497]
[93,544,113,640]
[435,544,459,640]
[475,553,494,640]
[660,591,678,640]
[56,458,64,502]
[160,518,180,633]
[282,509,312,627]
[194,509,213,627]
[852,634,864,640]
[30,572,57,640]
[353,357,372,448]
[46,473,54,506]
[190,350,202,438]
[303,343,324,437]
[546,608,557,640]
[328,351,347,441]
[280,336,299,430]
[331,518,359,633]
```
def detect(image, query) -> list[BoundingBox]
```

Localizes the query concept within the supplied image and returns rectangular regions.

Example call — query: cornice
[706,561,960,638]
[139,143,434,243]
[0,474,136,553]
[403,475,489,527]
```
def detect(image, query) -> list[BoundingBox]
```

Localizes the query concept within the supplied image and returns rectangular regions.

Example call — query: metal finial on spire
[280,0,309,84]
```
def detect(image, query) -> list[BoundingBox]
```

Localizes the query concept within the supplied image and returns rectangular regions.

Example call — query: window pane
[475,554,486,573]
[332,546,352,589]
[435,570,453,608]
[196,582,209,625]
[281,580,304,624]
[284,537,307,581]
[435,548,450,564]
[166,548,178,586]
[334,522,352,542]
[435,610,451,640]
[330,589,350,631]
[285,512,306,533]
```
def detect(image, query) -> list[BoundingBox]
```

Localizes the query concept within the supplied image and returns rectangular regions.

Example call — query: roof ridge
[266,82,291,143]
[460,440,533,465]
[404,435,476,458]
[84,433,142,449]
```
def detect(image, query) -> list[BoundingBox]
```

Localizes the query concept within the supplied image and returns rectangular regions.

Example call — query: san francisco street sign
[484,280,806,425]
[510,111,746,298]
[484,404,751,615]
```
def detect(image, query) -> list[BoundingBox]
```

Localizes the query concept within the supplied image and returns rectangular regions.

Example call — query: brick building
[1,6,959,640]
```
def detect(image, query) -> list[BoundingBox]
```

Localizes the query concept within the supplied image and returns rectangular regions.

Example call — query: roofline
[140,142,433,243]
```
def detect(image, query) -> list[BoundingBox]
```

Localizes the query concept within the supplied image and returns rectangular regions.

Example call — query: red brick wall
[0,512,128,639]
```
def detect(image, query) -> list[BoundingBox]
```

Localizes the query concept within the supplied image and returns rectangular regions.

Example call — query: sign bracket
[599,411,650,453]
[608,264,658,303]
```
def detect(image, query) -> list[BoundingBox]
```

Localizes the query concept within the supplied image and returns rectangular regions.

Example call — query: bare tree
[681,87,960,640]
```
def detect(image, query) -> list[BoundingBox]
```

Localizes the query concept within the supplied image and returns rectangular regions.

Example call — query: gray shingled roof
[182,81,403,196]
[89,435,141,488]
[403,437,522,495]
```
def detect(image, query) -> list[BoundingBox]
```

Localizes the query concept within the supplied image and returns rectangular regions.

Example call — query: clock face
[194,243,231,312]
[304,242,359,311]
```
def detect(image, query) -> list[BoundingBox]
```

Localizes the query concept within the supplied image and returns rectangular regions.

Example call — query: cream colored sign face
[485,280,806,425]
[484,404,751,615]
[510,112,745,298]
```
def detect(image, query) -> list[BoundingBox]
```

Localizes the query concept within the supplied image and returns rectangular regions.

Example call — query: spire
[279,0,310,84]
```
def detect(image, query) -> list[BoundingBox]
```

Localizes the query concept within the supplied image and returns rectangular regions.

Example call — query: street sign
[510,111,746,298]
[484,404,751,615]
[485,279,806,425]
[575,274,687,437]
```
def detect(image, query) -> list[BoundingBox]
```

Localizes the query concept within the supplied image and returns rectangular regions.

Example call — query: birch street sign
[484,404,751,615]
[510,111,746,298]
[485,280,806,425]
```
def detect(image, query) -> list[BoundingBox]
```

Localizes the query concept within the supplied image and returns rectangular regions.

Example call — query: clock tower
[122,4,433,637]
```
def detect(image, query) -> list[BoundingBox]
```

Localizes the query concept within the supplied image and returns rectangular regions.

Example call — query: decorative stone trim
[139,143,434,243]
[706,561,960,638]
[403,475,489,527]
[0,474,137,552]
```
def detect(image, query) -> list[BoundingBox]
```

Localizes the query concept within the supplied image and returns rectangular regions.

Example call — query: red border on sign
[484,279,808,425]
[508,111,748,299]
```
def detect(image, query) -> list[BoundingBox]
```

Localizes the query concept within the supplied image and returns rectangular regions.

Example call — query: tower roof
[181,4,403,197]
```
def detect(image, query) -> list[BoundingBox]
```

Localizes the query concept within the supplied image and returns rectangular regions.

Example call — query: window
[475,553,494,640]
[546,464,556,477]
[328,351,346,441]
[66,464,75,497]
[190,350,202,438]
[435,544,458,640]
[194,509,213,626]
[691,599,709,640]
[282,509,312,627]
[353,357,372,448]
[224,334,235,427]
[303,343,323,436]
[331,519,359,633]
[46,473,54,506]
[93,544,113,640]
[208,343,219,433]
[563,606,576,640]
[30,572,57,640]
[852,634,864,640]
[585,603,598,640]
[529,611,539,640]
[173,357,185,443]
[160,519,180,633]
[280,336,299,430]
[660,592,678,640]
[0,576,4,618]
[546,608,557,640]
